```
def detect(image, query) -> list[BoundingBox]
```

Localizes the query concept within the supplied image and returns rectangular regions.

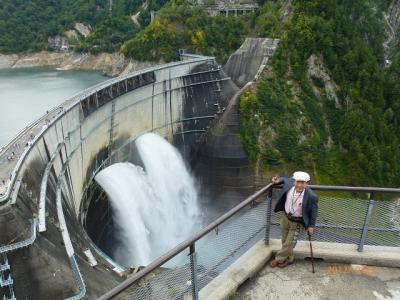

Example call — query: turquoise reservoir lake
[0,67,107,146]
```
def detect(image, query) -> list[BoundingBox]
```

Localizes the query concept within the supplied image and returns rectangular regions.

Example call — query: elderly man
[270,171,318,268]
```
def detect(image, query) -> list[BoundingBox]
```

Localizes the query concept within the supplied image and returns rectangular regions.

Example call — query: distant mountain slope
[0,0,166,54]
[239,0,400,187]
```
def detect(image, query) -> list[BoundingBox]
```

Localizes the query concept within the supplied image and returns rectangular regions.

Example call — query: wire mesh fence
[122,252,193,300]
[269,189,400,248]
[120,194,270,300]
[365,197,400,247]
[109,185,400,300]
[195,199,268,291]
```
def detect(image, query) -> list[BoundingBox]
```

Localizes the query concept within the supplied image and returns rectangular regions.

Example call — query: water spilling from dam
[0,53,243,297]
[95,133,201,266]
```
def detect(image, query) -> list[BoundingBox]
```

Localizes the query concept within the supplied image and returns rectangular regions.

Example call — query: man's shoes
[278,259,293,268]
[270,259,280,268]
[271,258,294,268]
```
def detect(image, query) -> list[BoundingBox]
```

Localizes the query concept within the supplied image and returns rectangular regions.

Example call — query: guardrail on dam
[98,184,400,300]
[0,54,239,299]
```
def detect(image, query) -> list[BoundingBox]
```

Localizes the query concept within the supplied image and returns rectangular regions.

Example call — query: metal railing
[97,183,400,300]
[0,219,37,254]
[0,253,16,300]
[56,172,86,299]
[0,220,36,300]
[38,143,64,232]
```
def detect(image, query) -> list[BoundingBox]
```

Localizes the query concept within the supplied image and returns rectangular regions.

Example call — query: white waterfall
[95,133,201,266]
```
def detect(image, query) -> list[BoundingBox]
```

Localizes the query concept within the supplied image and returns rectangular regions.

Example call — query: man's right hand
[271,176,280,184]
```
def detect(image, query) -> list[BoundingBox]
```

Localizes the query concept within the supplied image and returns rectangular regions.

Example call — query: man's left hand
[307,227,314,236]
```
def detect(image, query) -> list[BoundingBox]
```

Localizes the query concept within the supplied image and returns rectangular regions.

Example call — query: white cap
[292,171,310,182]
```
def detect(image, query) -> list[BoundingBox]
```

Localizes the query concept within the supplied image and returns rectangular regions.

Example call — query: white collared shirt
[284,186,304,217]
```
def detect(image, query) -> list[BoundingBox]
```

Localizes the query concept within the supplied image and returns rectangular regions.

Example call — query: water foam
[95,133,201,266]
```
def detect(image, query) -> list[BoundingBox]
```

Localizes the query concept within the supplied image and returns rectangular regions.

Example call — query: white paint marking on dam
[95,133,202,266]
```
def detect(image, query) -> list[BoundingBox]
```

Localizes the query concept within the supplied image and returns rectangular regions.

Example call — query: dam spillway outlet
[0,54,247,298]
[85,133,202,267]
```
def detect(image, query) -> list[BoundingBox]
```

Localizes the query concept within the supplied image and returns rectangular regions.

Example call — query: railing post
[358,192,375,252]
[264,187,273,245]
[189,243,198,300]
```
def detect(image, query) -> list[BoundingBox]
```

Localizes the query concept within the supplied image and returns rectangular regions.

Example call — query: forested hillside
[0,0,272,64]
[240,0,400,187]
[119,0,294,63]
[0,0,166,53]
[1,0,399,187]
[121,0,253,63]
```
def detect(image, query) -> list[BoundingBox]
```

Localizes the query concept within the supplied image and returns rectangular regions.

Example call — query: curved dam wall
[0,55,238,299]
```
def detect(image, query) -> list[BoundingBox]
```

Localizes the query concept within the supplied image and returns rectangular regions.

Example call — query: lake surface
[0,67,107,146]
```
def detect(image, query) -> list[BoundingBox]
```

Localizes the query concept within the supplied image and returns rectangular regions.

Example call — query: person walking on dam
[270,171,318,268]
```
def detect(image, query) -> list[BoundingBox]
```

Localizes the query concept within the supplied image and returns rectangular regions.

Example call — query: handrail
[308,184,400,193]
[97,183,273,300]
[39,143,64,232]
[0,219,37,254]
[67,256,86,300]
[56,175,86,299]
[98,182,400,299]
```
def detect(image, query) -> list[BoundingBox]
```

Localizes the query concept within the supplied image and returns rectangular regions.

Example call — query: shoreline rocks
[0,51,156,77]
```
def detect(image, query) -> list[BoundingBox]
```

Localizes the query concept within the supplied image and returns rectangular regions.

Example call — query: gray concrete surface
[199,239,274,300]
[232,260,400,300]
[223,38,279,88]
[269,239,400,268]
[199,239,400,300]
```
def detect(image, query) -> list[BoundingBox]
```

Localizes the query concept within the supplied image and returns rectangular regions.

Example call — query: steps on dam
[194,82,256,196]
[193,37,281,200]
[0,218,38,299]
[0,258,9,273]
[0,254,16,300]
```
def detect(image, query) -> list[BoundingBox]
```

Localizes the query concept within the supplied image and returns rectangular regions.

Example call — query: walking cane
[308,232,315,273]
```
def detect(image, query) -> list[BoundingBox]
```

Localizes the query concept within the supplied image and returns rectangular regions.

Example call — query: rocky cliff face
[0,51,156,77]
[388,0,400,31]
[306,54,341,109]
[383,0,400,64]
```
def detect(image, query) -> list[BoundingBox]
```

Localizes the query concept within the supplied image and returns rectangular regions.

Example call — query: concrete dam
[0,39,280,299]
